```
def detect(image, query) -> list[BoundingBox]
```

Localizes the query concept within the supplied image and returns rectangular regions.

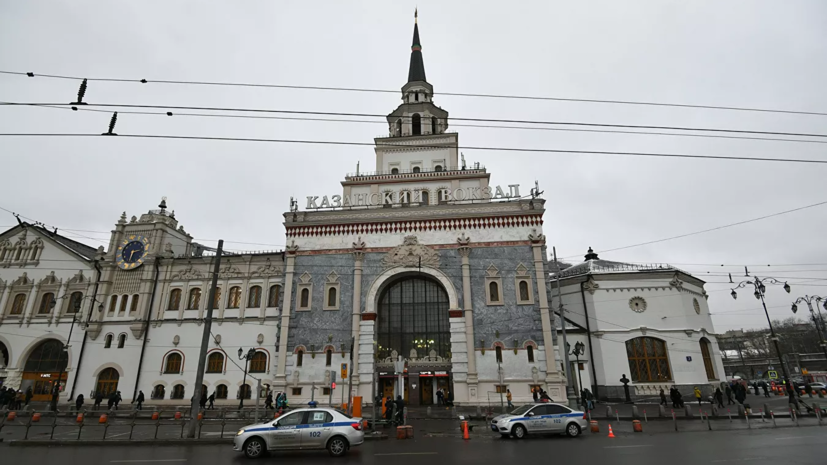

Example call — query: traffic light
[332,382,336,389]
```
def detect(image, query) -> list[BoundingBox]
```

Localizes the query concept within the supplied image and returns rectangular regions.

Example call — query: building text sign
[306,184,520,209]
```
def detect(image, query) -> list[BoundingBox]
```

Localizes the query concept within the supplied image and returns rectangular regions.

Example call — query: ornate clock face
[117,235,149,270]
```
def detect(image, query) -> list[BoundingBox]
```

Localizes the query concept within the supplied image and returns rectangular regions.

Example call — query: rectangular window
[323,387,331,396]
[495,385,507,394]
[291,387,302,396]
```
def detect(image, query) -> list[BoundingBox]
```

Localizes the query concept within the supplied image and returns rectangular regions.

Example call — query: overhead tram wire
[3,69,827,118]
[3,132,827,165]
[11,102,827,146]
[4,101,827,140]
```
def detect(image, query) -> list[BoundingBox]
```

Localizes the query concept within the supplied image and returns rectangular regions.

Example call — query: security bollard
[99,414,108,424]
[672,409,678,432]
[606,405,612,418]
[7,411,16,421]
[770,410,776,427]
[643,409,648,422]
[684,404,693,418]
[615,409,620,423]
[632,419,642,433]
[151,411,159,420]
[659,404,666,417]
[76,413,84,423]
[727,409,732,422]
[631,405,639,419]
[760,409,765,422]
[32,413,41,422]
[174,411,182,420]
[590,420,599,433]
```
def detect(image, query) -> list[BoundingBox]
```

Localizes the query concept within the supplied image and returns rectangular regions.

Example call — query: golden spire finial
[415,8,418,24]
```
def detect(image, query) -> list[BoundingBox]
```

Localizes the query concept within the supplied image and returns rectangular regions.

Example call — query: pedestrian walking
[208,392,215,409]
[199,390,208,410]
[694,386,702,406]
[94,391,103,409]
[436,388,444,405]
[787,383,801,413]
[265,392,273,410]
[532,386,539,402]
[753,382,759,396]
[24,386,33,406]
[135,390,145,410]
[714,388,724,408]
[506,389,513,409]
[762,382,770,398]
[725,384,734,404]
[107,393,115,410]
[659,388,668,406]
[75,394,84,412]
[394,395,405,424]
[583,389,595,410]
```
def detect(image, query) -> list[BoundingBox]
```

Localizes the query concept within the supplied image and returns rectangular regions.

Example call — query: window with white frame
[515,264,534,305]
[323,272,340,310]
[485,265,503,305]
[296,272,313,311]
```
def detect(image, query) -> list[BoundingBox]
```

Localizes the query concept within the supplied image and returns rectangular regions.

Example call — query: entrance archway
[96,368,120,397]
[375,276,453,406]
[22,339,68,401]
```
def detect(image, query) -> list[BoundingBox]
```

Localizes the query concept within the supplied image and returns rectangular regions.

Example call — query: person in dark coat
[107,392,115,410]
[762,383,770,398]
[714,388,724,408]
[199,390,208,409]
[135,390,145,410]
[753,382,759,396]
[532,387,539,402]
[75,394,84,412]
[24,387,33,406]
[659,388,668,406]
[394,395,405,424]
[725,384,734,404]
[265,392,273,410]
[384,396,394,421]
[94,392,103,409]
[208,392,215,409]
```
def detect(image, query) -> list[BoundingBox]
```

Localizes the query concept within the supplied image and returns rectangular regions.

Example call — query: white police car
[491,403,587,439]
[234,408,364,459]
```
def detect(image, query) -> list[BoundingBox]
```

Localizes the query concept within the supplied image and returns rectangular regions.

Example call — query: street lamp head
[731,290,738,300]
[791,303,798,314]
[98,303,104,313]
[50,298,58,309]
[247,348,256,358]
[238,347,243,358]
[73,299,82,312]
[754,290,761,300]
[783,282,791,293]
[758,282,766,294]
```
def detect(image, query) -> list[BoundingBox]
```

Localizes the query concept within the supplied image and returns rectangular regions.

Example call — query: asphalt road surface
[3,425,825,465]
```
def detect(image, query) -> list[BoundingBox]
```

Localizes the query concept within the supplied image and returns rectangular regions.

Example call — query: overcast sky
[2,1,826,332]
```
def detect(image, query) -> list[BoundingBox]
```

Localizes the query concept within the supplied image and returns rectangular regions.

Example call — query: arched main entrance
[375,276,452,406]
[96,368,120,397]
[22,339,68,402]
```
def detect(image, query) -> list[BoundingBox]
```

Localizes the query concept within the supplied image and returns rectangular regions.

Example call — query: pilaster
[274,241,298,389]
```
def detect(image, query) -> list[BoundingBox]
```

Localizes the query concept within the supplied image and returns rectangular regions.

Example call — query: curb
[7,433,388,447]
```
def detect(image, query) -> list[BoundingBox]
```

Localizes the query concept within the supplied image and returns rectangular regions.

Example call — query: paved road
[2,426,825,465]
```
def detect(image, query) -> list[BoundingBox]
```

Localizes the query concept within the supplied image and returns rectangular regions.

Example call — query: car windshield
[509,405,533,415]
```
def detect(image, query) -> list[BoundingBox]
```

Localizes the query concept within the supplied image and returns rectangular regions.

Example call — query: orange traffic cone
[462,421,470,440]
[607,424,615,438]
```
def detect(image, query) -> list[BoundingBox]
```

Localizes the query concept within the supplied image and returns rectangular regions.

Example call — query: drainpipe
[69,259,102,399]
[579,280,600,400]
[132,258,162,400]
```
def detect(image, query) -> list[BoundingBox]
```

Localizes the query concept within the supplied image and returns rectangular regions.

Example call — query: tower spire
[408,9,427,83]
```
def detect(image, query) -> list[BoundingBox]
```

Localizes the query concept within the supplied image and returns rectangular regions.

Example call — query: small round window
[629,297,647,313]
[693,298,701,314]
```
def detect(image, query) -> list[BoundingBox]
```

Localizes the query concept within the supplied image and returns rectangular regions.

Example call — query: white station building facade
[0,16,726,406]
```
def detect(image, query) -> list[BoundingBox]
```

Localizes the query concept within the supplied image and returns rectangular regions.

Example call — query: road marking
[374,452,438,456]
[712,458,766,463]
[774,436,816,440]
[110,461,187,463]
[603,445,653,449]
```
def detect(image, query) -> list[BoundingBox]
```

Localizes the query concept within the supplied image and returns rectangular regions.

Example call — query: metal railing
[345,165,485,179]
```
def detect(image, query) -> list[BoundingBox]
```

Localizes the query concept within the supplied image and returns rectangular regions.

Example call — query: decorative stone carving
[12,272,31,286]
[159,242,175,259]
[382,236,440,269]
[410,349,418,360]
[173,263,203,280]
[629,296,647,313]
[39,271,59,286]
[352,236,366,260]
[118,212,127,224]
[173,335,180,346]
[68,270,87,285]
[257,333,264,344]
[251,258,282,277]
[582,277,599,294]
[130,215,137,224]
[669,273,684,290]
[218,263,242,279]
[292,370,300,387]
[528,228,545,245]
[640,326,648,335]
[130,320,145,339]
[532,366,540,383]
[299,272,312,284]
[286,240,299,254]
[457,233,471,257]
[326,271,339,283]
[213,334,221,345]
[702,289,709,301]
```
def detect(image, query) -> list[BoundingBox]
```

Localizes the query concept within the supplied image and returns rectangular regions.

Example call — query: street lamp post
[238,347,256,410]
[791,295,827,360]
[731,276,791,383]
[568,341,585,407]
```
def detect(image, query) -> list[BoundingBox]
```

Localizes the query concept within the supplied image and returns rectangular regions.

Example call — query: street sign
[756,371,763,377]
[686,356,692,362]
[341,363,348,379]
[768,370,778,379]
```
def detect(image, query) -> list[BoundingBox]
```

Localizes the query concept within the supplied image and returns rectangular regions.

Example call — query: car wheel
[566,423,581,438]
[327,436,348,457]
[512,425,527,439]
[243,437,266,459]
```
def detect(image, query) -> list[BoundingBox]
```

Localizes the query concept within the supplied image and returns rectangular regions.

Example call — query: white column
[351,240,365,388]
[529,231,563,388]
[458,236,478,390]
[275,243,298,389]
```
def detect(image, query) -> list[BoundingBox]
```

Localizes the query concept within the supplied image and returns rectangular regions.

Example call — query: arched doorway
[375,276,452,406]
[96,368,120,397]
[22,339,68,401]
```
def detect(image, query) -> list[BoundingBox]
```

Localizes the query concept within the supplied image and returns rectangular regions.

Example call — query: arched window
[431,116,438,134]
[227,287,242,309]
[325,348,333,367]
[239,384,252,399]
[527,345,535,363]
[117,333,126,349]
[207,352,224,373]
[151,384,165,400]
[96,368,119,397]
[495,346,503,363]
[625,337,672,382]
[10,293,26,314]
[249,351,267,373]
[700,338,716,380]
[434,165,443,172]
[412,166,421,173]
[23,339,68,372]
[489,282,500,303]
[130,294,139,313]
[15,248,22,261]
[215,384,228,399]
[30,248,37,260]
[395,119,402,136]
[187,288,201,310]
[248,286,262,308]
[296,349,304,367]
[421,190,430,205]
[119,294,129,314]
[414,91,419,102]
[164,352,183,374]
[300,288,310,308]
[411,113,421,135]
[327,287,337,308]
[168,289,182,311]
[104,334,113,349]
[519,281,530,301]
[268,285,281,307]
[171,384,185,399]
[212,287,222,309]
[376,277,451,360]
[391,168,399,174]
[68,292,83,313]
[38,292,54,314]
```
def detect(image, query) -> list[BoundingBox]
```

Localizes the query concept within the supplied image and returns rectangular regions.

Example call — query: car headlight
[236,429,245,436]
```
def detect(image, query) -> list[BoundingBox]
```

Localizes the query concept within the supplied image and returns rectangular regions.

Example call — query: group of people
[381,395,405,424]
[0,386,32,410]
[264,391,289,410]
[531,386,553,403]
[659,386,686,408]
[435,388,453,406]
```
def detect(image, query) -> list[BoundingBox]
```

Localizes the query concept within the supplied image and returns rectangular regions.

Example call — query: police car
[491,403,587,439]
[234,408,364,459]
